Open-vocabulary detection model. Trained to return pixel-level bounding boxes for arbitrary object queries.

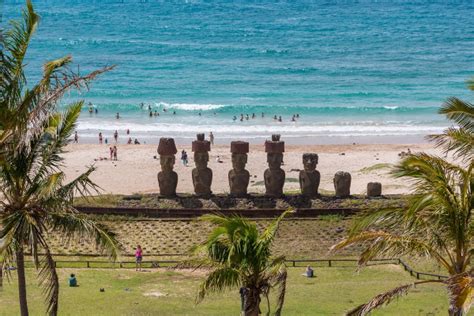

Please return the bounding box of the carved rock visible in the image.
[157,138,178,197]
[264,135,285,197]
[228,141,250,197]
[333,171,351,198]
[367,182,382,197]
[299,153,320,197]
[192,134,212,196]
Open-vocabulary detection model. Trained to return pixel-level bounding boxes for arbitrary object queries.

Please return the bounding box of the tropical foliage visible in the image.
[332,79,474,316]
[187,211,290,316]
[0,2,118,315]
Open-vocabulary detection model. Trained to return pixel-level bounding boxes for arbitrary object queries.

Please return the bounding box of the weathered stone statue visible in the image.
[228,141,250,197]
[157,138,178,197]
[333,171,351,198]
[192,134,212,196]
[299,153,320,197]
[264,134,285,197]
[367,182,382,197]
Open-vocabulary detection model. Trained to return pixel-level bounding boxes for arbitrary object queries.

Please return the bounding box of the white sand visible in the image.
[63,143,441,196]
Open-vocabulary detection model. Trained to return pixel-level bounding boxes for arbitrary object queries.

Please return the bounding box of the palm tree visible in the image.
[332,85,474,315]
[188,211,290,316]
[0,2,119,316]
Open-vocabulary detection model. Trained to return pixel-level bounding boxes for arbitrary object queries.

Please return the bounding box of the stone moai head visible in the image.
[302,153,318,172]
[157,138,177,172]
[333,171,351,197]
[192,134,211,169]
[265,134,285,169]
[231,141,249,172]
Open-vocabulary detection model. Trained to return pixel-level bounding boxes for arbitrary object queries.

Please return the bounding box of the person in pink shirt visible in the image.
[135,245,143,271]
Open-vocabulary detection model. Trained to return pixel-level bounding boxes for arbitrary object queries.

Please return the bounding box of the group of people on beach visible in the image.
[232,112,301,122]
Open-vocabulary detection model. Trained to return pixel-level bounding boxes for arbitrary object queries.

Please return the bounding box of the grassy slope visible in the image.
[0,266,450,316]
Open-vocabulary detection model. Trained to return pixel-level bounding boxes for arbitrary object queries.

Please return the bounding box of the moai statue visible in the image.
[264,134,285,197]
[333,171,351,198]
[157,138,178,197]
[192,133,212,196]
[228,141,250,197]
[299,153,320,197]
[367,182,382,197]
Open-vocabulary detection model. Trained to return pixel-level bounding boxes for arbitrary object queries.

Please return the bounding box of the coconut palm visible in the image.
[0,2,119,316]
[189,211,290,316]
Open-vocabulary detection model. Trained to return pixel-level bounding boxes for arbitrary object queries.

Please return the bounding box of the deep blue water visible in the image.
[2,1,474,143]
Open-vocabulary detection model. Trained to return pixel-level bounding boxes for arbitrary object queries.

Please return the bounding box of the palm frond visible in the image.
[439,97,474,131]
[428,127,474,161]
[37,245,59,315]
[197,267,240,303]
[347,280,443,316]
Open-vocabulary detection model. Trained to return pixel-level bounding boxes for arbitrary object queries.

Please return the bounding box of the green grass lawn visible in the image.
[0,265,454,316]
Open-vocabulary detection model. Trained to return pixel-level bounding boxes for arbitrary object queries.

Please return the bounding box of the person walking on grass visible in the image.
[135,245,143,271]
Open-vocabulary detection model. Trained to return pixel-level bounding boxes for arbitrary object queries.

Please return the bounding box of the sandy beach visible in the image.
[63,142,441,196]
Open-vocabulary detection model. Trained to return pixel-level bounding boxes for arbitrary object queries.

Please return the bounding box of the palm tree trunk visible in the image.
[16,247,29,316]
[244,288,261,316]
[448,307,464,316]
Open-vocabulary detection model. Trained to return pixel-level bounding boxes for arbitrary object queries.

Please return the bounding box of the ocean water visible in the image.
[2,1,474,144]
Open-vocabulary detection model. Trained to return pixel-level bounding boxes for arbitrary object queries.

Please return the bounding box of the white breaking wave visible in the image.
[77,121,444,137]
[154,102,226,111]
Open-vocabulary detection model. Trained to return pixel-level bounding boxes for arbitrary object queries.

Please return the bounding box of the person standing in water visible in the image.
[73,131,78,143]
[98,132,103,144]
[209,132,214,145]
[114,130,118,143]
[116,112,120,119]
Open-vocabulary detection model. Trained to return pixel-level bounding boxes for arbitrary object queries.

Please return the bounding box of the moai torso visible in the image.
[299,153,320,197]
[264,165,285,197]
[192,169,213,195]
[334,171,351,197]
[229,169,250,196]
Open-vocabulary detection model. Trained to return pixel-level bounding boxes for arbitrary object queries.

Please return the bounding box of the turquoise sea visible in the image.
[2,1,474,144]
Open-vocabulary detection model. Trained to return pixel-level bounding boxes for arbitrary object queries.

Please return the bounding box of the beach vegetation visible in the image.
[0,2,118,315]
[185,211,290,316]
